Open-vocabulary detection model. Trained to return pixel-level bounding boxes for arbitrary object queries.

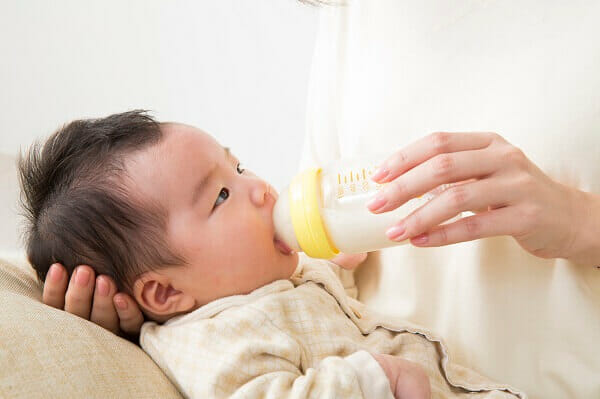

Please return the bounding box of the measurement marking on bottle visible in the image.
[336,167,384,198]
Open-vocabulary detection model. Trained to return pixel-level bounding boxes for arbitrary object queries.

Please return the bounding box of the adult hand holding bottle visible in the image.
[366,132,600,267]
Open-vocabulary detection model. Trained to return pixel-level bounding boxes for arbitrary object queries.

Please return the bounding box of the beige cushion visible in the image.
[0,257,182,398]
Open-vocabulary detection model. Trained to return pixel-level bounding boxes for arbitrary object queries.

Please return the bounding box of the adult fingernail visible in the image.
[97,276,109,296]
[371,167,390,182]
[386,224,406,240]
[48,264,61,283]
[75,268,90,286]
[366,193,387,212]
[115,296,128,310]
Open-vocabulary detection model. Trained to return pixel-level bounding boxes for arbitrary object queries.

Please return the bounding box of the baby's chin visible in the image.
[282,251,300,279]
[272,241,299,276]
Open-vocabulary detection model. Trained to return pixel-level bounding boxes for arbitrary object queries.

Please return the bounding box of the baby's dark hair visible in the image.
[18,110,186,295]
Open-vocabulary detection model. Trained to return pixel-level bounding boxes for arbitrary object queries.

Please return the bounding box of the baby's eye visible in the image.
[214,188,229,208]
[212,162,242,209]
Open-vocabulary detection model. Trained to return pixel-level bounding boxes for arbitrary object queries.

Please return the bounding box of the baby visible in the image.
[19,110,525,399]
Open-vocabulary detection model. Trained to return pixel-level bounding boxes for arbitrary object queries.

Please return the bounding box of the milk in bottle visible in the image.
[273,153,460,259]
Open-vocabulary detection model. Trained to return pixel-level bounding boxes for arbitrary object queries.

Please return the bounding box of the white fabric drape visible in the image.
[301,1,600,398]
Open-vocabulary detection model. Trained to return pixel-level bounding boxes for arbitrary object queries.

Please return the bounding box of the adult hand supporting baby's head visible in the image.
[42,262,144,339]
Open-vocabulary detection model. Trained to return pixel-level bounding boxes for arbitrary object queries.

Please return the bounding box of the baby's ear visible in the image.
[132,272,196,319]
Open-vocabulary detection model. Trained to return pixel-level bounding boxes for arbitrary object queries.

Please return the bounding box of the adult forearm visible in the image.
[565,188,600,267]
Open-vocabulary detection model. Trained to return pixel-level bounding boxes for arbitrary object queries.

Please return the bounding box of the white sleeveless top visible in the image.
[300,1,600,398]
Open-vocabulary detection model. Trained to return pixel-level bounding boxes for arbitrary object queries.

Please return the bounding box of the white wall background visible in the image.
[0,0,318,188]
[0,0,319,252]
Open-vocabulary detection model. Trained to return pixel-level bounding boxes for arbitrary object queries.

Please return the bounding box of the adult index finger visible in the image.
[372,132,500,184]
[113,293,145,336]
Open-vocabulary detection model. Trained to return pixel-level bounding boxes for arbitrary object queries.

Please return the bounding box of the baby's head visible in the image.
[19,110,298,322]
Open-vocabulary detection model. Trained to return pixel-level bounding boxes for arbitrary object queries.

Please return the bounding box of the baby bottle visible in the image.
[273,153,460,259]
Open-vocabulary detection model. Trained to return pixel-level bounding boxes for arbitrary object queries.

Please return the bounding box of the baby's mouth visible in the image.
[274,237,293,255]
[270,185,292,255]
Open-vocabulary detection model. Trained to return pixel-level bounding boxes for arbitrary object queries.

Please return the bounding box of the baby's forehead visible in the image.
[121,122,222,204]
[160,122,208,138]
[160,124,227,161]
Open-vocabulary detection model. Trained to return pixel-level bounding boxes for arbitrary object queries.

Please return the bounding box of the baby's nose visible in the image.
[250,179,272,207]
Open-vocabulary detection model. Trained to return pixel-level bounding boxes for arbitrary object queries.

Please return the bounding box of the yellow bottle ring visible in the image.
[288,168,339,259]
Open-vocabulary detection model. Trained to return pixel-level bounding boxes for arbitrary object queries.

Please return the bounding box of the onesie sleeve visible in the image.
[345,350,396,399]
[140,308,393,399]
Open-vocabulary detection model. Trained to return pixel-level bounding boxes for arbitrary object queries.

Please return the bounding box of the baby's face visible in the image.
[126,123,298,312]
